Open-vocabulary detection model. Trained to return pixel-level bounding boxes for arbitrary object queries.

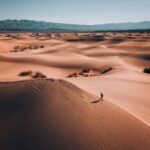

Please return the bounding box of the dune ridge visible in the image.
[0,32,150,149]
[0,79,150,150]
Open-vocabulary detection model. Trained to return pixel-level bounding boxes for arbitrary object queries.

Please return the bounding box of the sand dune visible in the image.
[0,32,150,149]
[0,79,150,150]
[67,76,150,125]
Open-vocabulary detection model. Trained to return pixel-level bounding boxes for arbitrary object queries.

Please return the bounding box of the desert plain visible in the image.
[0,32,150,150]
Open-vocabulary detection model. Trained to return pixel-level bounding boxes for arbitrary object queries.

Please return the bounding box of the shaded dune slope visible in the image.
[0,79,150,150]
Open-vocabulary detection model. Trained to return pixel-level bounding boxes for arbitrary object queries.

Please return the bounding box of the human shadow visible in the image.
[91,100,100,104]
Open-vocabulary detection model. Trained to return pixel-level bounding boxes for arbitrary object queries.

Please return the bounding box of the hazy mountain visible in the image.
[0,19,150,31]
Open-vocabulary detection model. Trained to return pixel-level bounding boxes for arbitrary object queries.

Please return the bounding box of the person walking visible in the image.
[100,92,104,101]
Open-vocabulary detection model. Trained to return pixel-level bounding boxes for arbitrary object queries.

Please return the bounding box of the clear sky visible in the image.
[0,0,150,24]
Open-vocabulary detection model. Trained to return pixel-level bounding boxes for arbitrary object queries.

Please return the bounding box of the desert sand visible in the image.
[0,32,150,150]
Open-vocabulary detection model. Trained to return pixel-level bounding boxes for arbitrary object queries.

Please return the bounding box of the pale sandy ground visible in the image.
[0,32,150,149]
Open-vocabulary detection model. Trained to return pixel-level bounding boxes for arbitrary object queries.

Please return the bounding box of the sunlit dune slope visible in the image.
[0,79,150,150]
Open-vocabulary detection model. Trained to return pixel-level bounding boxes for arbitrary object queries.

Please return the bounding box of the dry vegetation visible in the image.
[11,45,45,52]
[18,71,33,77]
[18,71,47,79]
[67,67,112,78]
[143,67,150,74]
[32,71,47,79]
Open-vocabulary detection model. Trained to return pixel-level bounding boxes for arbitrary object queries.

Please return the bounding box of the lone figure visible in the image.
[100,92,104,101]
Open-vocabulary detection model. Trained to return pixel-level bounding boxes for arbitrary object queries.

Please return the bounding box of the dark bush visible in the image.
[20,46,28,51]
[32,72,47,79]
[33,46,38,49]
[67,72,78,78]
[28,45,33,49]
[100,67,112,74]
[18,71,33,77]
[6,34,11,37]
[143,67,150,74]
[40,45,45,48]
[14,46,20,50]
[79,68,90,75]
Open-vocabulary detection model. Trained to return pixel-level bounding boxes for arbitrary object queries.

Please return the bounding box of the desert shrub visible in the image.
[67,67,112,78]
[67,72,78,78]
[101,67,112,74]
[32,72,47,79]
[33,46,38,49]
[20,46,28,51]
[28,45,33,49]
[6,34,11,37]
[14,46,20,50]
[13,45,43,52]
[67,74,72,78]
[18,71,47,79]
[143,67,150,74]
[40,45,45,48]
[18,71,33,77]
[82,68,90,73]
[79,68,90,75]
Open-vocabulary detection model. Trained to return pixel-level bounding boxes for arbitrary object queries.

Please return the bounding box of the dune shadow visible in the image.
[110,38,127,44]
[66,36,106,42]
[140,55,150,61]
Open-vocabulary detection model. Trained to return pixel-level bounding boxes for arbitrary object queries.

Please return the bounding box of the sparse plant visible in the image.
[143,67,150,74]
[33,46,38,49]
[14,46,20,50]
[20,46,28,51]
[67,67,112,78]
[18,71,33,77]
[28,45,33,49]
[82,68,90,73]
[32,72,47,79]
[79,68,90,75]
[18,71,47,79]
[67,72,78,78]
[6,34,11,37]
[40,45,45,48]
[100,67,112,74]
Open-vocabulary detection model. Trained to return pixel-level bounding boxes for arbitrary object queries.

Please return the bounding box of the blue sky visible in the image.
[0,0,150,24]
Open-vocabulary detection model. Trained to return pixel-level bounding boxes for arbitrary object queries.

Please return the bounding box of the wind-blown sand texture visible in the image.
[0,32,150,150]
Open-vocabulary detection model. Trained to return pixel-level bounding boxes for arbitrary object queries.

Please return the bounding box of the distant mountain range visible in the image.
[0,19,150,32]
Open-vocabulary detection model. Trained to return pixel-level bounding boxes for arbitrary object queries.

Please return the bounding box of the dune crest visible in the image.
[0,79,150,150]
[0,32,150,149]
